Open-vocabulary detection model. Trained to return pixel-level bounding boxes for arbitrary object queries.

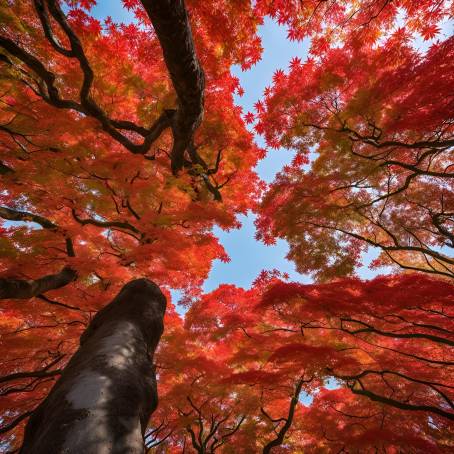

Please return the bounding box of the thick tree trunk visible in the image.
[20,278,166,454]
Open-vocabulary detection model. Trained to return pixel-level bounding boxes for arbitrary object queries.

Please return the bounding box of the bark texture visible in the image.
[141,0,205,174]
[20,278,166,454]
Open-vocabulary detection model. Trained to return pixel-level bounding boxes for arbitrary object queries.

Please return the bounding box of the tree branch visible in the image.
[141,0,205,174]
[348,382,454,421]
[0,205,57,230]
[340,317,454,346]
[71,208,140,235]
[0,410,34,435]
[0,266,77,300]
[0,356,64,384]
[0,206,75,257]
[262,376,310,454]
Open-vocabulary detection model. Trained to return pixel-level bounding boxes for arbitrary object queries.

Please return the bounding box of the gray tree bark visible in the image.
[20,278,166,454]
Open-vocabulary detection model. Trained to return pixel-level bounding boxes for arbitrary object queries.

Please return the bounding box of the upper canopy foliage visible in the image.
[0,0,452,452]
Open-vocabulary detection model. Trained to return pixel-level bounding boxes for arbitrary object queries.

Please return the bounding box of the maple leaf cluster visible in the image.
[255,24,454,281]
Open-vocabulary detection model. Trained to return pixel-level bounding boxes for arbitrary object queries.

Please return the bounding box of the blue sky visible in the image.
[204,19,311,292]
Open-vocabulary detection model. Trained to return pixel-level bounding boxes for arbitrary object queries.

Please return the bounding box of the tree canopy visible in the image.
[0,0,453,452]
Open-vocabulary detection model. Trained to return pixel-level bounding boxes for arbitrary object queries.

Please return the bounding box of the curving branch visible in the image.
[71,208,140,235]
[0,355,64,385]
[0,205,77,299]
[329,368,454,415]
[71,208,147,244]
[36,294,84,312]
[347,380,454,421]
[339,317,454,347]
[0,266,77,300]
[144,421,174,451]
[0,368,61,384]
[0,205,75,257]
[0,410,34,435]
[33,0,73,57]
[432,212,454,247]
[0,205,58,230]
[0,356,65,398]
[210,415,246,451]
[186,424,202,453]
[262,376,311,454]
[188,142,224,201]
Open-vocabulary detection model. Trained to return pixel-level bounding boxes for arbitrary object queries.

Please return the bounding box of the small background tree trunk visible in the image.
[20,278,166,454]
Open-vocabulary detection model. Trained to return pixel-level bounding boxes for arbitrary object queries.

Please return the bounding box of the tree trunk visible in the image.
[20,278,166,454]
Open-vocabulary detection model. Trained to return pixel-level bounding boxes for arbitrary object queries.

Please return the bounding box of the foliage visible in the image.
[149,273,454,452]
[254,4,454,280]
[0,0,452,452]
